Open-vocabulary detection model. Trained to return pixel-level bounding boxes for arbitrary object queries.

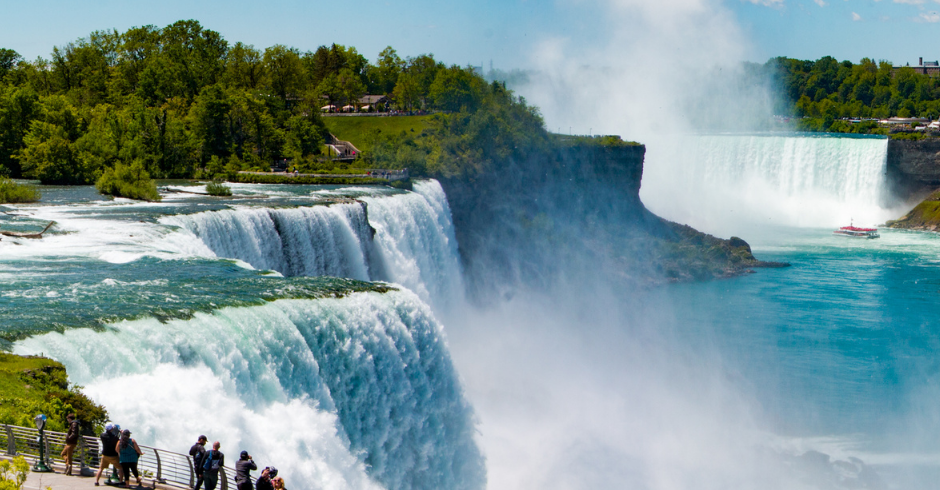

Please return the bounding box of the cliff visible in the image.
[884,140,940,229]
[436,138,785,299]
[886,139,940,197]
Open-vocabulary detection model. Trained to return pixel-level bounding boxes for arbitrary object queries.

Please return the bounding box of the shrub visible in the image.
[95,161,161,201]
[205,181,232,196]
[0,178,40,203]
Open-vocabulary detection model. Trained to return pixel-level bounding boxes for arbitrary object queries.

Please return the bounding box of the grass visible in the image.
[0,178,40,203]
[96,162,161,201]
[322,115,435,153]
[887,189,940,229]
[0,353,107,434]
[205,181,232,196]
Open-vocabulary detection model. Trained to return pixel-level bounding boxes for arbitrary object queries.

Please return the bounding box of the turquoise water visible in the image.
[663,228,940,451]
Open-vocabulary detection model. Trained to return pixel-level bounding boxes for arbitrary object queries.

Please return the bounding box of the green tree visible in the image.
[225,42,264,90]
[429,65,484,112]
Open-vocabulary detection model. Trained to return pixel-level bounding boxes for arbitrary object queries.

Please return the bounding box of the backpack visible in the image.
[204,450,221,472]
[193,448,205,469]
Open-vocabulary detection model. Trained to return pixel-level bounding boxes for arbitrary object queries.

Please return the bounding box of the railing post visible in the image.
[78,436,88,474]
[4,426,13,456]
[220,467,228,490]
[153,447,162,482]
[187,451,194,488]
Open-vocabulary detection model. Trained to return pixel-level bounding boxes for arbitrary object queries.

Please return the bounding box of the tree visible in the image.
[429,66,484,112]
[225,42,264,90]
[263,45,304,103]
[392,72,421,111]
[0,49,21,80]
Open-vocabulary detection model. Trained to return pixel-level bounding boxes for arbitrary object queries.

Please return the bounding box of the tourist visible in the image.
[116,429,143,486]
[255,466,277,490]
[61,413,79,476]
[272,476,285,490]
[95,422,122,486]
[202,441,224,490]
[189,435,208,490]
[234,451,257,490]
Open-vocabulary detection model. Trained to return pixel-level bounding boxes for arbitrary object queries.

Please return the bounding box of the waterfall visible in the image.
[161,203,376,280]
[640,134,898,235]
[13,291,484,490]
[161,180,463,310]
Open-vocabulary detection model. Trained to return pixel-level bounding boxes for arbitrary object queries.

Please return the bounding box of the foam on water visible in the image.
[13,291,483,490]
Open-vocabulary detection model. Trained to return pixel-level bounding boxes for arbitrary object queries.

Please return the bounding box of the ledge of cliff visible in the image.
[435,138,787,298]
[886,188,940,231]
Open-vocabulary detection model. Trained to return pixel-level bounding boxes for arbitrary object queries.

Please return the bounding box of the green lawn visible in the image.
[322,115,434,153]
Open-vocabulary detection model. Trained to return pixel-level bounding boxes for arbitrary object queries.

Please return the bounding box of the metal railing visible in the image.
[0,424,254,489]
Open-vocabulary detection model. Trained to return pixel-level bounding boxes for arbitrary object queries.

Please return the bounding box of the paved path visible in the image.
[19,460,173,490]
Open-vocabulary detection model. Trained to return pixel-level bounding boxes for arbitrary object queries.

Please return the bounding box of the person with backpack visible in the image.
[189,435,208,490]
[203,441,225,490]
[234,451,256,490]
[95,423,123,486]
[116,429,143,486]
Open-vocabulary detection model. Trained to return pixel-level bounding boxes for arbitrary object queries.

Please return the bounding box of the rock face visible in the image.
[436,140,784,299]
[886,139,940,197]
[886,189,940,231]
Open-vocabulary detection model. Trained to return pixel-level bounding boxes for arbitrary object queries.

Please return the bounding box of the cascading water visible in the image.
[13,292,483,490]
[161,203,377,280]
[2,181,481,490]
[161,180,463,310]
[640,133,900,235]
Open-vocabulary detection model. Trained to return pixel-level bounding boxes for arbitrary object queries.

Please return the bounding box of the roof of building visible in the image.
[359,95,388,104]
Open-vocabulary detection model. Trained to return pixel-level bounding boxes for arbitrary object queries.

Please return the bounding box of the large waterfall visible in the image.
[160,180,463,310]
[641,134,899,235]
[13,292,483,490]
[3,180,479,490]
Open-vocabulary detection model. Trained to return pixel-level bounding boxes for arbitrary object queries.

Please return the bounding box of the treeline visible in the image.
[0,20,539,185]
[765,56,940,132]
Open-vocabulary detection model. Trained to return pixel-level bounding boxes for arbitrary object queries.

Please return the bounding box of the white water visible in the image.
[5,181,477,490]
[161,180,463,310]
[641,134,902,236]
[14,291,482,490]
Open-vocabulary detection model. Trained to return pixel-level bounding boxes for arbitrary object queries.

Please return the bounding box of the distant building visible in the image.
[892,57,940,77]
[358,95,389,111]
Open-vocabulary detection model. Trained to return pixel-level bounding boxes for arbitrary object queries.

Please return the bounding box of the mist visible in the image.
[442,1,896,489]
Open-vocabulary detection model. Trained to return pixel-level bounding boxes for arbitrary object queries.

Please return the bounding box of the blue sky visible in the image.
[0,0,938,70]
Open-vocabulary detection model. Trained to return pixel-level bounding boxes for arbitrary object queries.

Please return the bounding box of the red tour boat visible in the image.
[833,221,880,239]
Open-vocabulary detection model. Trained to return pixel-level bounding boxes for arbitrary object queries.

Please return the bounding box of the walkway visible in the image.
[15,457,169,490]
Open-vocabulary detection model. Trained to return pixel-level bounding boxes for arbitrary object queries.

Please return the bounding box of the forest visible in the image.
[0,19,547,190]
[766,55,940,133]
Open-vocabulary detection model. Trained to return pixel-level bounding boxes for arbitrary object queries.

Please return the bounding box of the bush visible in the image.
[95,161,161,201]
[0,178,40,203]
[205,181,232,196]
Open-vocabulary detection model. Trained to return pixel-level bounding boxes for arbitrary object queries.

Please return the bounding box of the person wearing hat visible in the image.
[255,466,277,490]
[116,429,143,486]
[95,423,123,486]
[189,435,209,490]
[234,451,257,490]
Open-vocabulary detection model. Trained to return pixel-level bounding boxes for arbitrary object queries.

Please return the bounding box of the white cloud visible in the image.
[920,10,940,20]
[894,0,926,4]
[814,0,827,5]
[741,0,785,6]
[852,11,862,20]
